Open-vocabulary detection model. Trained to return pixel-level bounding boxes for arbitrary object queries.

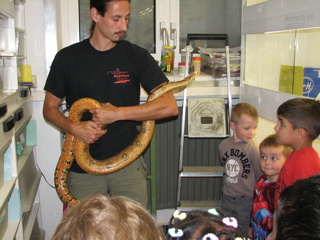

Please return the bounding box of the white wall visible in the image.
[25,0,47,91]
[25,1,63,239]
[225,0,242,47]
[32,97,63,240]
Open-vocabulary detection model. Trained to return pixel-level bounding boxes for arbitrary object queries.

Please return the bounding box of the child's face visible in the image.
[274,115,296,147]
[231,115,258,142]
[260,146,287,182]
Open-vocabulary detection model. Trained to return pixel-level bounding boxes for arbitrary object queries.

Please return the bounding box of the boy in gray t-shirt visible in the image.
[219,103,262,237]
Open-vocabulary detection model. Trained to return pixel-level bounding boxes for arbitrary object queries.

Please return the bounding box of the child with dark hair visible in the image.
[276,174,320,240]
[166,209,246,240]
[266,98,320,240]
[249,134,291,239]
[273,98,320,206]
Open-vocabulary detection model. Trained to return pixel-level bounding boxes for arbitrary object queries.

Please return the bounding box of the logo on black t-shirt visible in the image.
[107,68,130,84]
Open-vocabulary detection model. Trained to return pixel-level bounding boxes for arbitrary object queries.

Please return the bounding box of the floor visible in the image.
[155,208,175,225]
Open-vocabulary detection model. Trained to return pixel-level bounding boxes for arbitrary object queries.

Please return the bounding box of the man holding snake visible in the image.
[43,0,178,208]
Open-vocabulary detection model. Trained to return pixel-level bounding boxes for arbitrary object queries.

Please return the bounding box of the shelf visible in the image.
[0,184,20,240]
[0,0,15,18]
[0,3,42,239]
[18,151,41,213]
[0,178,16,212]
[0,131,12,150]
[15,27,25,33]
[14,114,32,138]
[180,166,224,177]
[17,55,26,59]
[0,52,15,57]
[177,200,221,211]
[0,91,30,124]
[1,220,20,240]
[17,145,34,174]
[0,138,12,186]
[20,171,40,213]
[23,202,40,240]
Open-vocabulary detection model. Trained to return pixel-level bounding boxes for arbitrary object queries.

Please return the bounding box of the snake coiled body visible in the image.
[55,75,195,206]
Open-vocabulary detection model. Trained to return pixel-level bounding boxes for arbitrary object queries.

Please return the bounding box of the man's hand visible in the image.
[70,121,107,144]
[90,102,120,125]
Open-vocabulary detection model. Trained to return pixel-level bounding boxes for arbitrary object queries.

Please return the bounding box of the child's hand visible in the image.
[248,227,253,238]
[266,230,276,240]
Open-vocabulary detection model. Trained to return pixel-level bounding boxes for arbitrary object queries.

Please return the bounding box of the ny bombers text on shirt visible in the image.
[219,138,261,198]
[221,148,251,182]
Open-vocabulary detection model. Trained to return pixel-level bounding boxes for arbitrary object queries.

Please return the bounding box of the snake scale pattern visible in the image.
[55,74,195,206]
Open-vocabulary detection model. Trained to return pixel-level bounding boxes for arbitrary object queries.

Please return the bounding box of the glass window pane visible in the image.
[295,28,320,98]
[179,0,241,50]
[244,27,320,98]
[295,28,320,68]
[244,31,296,92]
[78,0,155,53]
[79,0,91,42]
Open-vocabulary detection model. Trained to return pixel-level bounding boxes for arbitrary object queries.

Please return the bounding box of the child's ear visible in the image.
[296,127,307,139]
[230,121,236,130]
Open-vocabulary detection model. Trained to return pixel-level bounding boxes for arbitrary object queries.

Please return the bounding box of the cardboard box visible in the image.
[300,67,320,98]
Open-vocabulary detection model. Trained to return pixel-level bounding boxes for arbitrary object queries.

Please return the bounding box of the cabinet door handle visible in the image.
[3,115,15,132]
[14,108,24,121]
[0,103,7,118]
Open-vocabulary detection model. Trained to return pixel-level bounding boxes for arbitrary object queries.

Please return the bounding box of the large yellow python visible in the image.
[55,74,195,206]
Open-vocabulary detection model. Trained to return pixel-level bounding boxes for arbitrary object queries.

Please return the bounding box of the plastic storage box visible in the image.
[18,153,41,213]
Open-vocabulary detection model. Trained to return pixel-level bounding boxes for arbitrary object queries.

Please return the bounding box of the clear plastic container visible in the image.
[178,62,191,76]
[161,46,174,72]
[192,57,202,75]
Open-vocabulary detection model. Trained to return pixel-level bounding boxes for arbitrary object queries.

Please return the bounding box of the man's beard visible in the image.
[112,39,123,43]
[112,31,127,43]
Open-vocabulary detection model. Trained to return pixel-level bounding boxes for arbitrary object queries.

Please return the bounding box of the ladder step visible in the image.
[177,200,221,211]
[180,166,224,177]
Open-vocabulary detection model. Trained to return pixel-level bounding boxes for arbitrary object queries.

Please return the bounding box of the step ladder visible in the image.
[176,34,233,211]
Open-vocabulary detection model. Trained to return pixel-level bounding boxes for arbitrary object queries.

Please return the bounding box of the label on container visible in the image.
[193,57,202,75]
[161,46,174,72]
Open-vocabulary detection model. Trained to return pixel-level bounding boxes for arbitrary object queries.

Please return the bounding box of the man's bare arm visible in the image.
[91,91,178,125]
[43,92,106,144]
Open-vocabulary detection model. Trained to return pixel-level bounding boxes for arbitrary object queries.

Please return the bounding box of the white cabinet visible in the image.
[0,92,44,240]
[0,1,44,239]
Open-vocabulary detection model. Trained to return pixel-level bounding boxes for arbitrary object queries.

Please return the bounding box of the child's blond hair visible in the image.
[231,103,258,124]
[259,134,292,157]
[51,195,164,240]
